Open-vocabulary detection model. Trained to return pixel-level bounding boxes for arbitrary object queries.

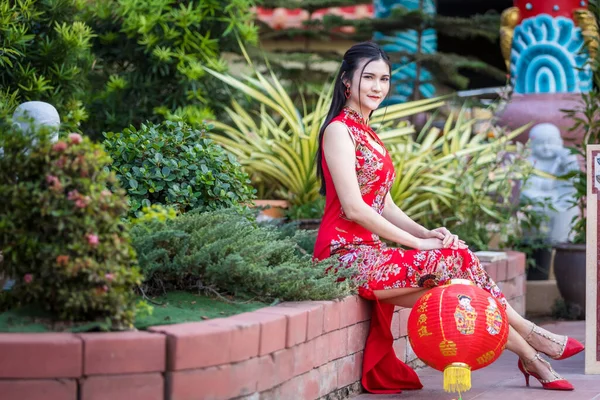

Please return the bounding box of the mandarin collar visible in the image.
[343,106,368,126]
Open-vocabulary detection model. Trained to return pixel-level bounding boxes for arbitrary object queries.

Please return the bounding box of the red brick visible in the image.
[393,337,407,362]
[507,251,526,279]
[322,300,342,332]
[328,328,349,361]
[496,259,508,282]
[340,296,364,327]
[515,274,526,297]
[0,379,76,400]
[511,295,526,316]
[498,277,518,300]
[80,331,165,375]
[149,322,231,370]
[277,370,320,400]
[168,357,259,400]
[208,317,260,363]
[347,321,370,354]
[313,332,331,367]
[281,301,324,340]
[228,311,286,356]
[357,297,372,322]
[257,347,295,392]
[336,352,362,387]
[317,361,339,397]
[292,339,316,376]
[80,373,163,400]
[0,333,81,378]
[256,306,308,347]
[391,310,400,339]
[483,261,498,282]
[399,307,411,337]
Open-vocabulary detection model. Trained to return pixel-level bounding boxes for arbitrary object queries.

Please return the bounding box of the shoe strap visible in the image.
[525,324,567,359]
[521,352,564,383]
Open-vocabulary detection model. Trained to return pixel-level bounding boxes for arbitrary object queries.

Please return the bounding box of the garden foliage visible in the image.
[81,0,258,136]
[0,0,94,130]
[0,120,141,327]
[130,208,351,301]
[103,120,255,216]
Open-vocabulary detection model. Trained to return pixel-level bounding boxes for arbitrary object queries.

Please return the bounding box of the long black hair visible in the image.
[316,41,391,196]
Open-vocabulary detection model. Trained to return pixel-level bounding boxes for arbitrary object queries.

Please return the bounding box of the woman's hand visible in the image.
[416,238,445,251]
[426,227,469,250]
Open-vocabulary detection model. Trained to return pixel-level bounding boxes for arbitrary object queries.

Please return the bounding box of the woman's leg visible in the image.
[505,303,567,357]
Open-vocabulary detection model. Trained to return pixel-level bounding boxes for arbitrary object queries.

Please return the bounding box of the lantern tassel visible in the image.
[443,363,471,393]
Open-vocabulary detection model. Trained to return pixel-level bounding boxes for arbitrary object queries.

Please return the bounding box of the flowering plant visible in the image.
[0,121,142,327]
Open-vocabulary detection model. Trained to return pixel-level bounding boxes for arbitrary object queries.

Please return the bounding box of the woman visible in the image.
[313,41,583,394]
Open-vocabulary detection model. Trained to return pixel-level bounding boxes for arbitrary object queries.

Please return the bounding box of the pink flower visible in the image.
[67,190,80,201]
[24,274,33,284]
[105,273,114,281]
[86,233,99,247]
[102,285,109,293]
[54,157,67,169]
[68,133,83,144]
[52,141,68,152]
[74,196,91,209]
[101,189,112,197]
[46,175,59,185]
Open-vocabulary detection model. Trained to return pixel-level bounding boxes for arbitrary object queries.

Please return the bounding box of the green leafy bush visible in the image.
[81,0,257,136]
[0,0,94,130]
[103,120,255,216]
[0,120,142,327]
[130,209,351,301]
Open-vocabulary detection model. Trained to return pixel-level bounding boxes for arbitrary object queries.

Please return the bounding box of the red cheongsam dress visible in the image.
[314,107,507,394]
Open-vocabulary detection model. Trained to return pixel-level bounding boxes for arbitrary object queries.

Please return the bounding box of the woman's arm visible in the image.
[323,122,443,251]
[381,193,431,238]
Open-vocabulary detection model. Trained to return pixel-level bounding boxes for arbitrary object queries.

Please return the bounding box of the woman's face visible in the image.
[347,58,390,112]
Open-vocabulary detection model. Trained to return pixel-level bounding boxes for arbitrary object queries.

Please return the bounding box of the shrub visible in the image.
[0,120,142,327]
[81,0,258,137]
[103,120,256,216]
[0,0,94,130]
[130,208,351,301]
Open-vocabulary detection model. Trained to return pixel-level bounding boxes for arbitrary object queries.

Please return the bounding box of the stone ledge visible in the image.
[0,252,526,400]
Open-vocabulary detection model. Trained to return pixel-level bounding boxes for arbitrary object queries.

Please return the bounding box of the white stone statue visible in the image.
[0,101,60,158]
[520,123,579,244]
[12,101,60,138]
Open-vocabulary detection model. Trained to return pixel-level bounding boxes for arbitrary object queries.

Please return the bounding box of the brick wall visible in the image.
[0,251,525,400]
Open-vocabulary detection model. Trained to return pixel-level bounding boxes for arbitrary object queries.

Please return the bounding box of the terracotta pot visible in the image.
[553,243,586,318]
[253,200,289,219]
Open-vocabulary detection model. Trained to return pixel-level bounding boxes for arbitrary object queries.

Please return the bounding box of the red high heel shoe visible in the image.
[518,353,574,391]
[525,324,585,360]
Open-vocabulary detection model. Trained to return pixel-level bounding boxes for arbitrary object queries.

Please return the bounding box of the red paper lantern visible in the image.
[407,279,509,396]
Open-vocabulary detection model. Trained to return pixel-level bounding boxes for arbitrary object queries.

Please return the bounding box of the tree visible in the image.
[81,0,258,137]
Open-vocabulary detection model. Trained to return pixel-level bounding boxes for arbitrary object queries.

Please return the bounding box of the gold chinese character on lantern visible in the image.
[476,351,495,365]
[418,325,432,338]
[439,339,457,357]
[418,314,427,325]
[417,303,428,313]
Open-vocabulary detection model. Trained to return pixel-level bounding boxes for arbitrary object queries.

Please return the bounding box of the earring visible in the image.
[345,84,351,99]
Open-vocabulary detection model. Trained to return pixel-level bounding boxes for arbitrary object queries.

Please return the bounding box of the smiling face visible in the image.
[344,58,390,117]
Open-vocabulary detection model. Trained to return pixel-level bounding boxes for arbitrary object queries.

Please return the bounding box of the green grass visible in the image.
[0,291,266,332]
